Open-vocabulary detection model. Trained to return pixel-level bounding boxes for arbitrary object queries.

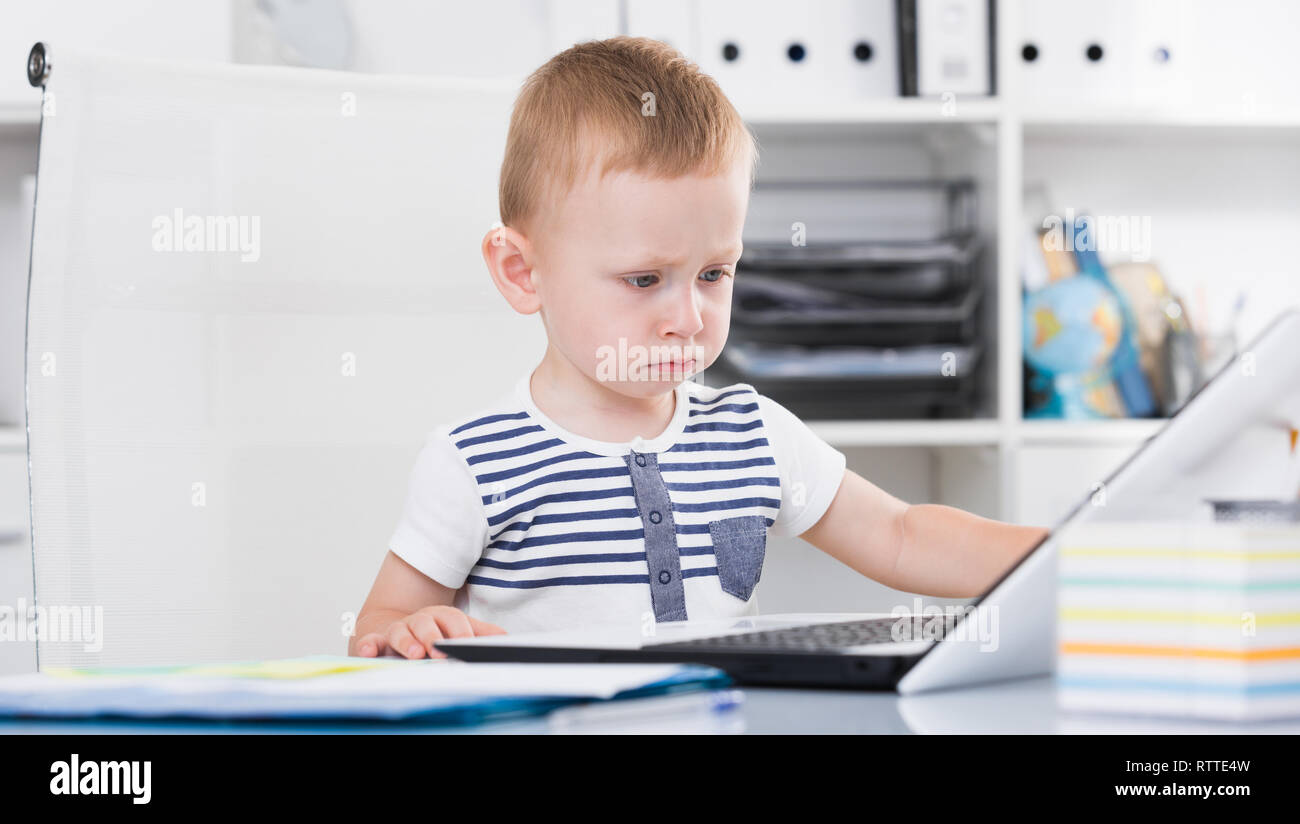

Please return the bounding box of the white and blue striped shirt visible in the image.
[388,372,846,633]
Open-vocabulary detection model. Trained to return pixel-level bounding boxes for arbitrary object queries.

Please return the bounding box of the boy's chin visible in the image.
[598,373,691,397]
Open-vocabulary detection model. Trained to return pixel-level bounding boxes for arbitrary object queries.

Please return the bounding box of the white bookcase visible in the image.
[710,0,1300,548]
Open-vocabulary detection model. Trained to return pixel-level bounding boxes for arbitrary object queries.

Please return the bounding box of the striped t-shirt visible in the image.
[388,371,847,633]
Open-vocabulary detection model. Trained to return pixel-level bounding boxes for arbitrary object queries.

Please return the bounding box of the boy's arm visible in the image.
[357,426,500,657]
[798,469,1049,598]
[347,550,459,657]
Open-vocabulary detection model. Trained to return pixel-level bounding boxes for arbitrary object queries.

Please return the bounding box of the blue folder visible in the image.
[0,658,733,726]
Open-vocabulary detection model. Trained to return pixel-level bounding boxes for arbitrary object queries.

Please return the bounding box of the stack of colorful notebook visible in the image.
[1056,521,1300,721]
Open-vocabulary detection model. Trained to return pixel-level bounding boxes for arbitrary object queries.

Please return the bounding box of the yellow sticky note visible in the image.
[46,655,406,680]
[182,656,404,679]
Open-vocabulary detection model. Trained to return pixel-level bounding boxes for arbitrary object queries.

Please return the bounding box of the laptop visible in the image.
[437,309,1300,694]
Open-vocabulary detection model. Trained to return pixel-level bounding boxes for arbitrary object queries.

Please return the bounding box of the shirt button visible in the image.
[658,570,671,584]
[635,454,646,467]
[648,510,662,524]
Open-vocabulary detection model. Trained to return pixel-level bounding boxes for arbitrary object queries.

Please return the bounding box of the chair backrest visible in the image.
[25,45,543,667]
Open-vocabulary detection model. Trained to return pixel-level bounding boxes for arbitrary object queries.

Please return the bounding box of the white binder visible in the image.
[1018,0,1300,114]
[916,0,992,97]
[628,0,898,114]
[625,0,700,61]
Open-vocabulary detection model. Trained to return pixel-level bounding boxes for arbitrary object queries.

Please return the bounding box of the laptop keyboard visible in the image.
[642,616,954,653]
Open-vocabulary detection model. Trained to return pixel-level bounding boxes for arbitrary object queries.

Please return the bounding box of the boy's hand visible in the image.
[354,606,507,659]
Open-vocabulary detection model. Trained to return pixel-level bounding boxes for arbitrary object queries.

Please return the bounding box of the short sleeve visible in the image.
[387,425,488,589]
[757,394,848,538]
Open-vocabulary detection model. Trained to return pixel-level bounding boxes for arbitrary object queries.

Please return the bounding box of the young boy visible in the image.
[350,36,1047,660]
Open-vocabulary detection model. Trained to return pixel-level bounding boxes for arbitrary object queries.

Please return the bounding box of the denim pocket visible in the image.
[708,514,768,601]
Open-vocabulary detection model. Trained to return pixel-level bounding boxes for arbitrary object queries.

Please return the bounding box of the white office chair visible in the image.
[23,43,542,667]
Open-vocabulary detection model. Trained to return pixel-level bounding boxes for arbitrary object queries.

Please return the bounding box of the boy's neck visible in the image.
[530,348,679,445]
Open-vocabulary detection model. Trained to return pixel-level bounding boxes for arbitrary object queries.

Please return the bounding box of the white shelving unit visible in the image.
[717,0,1300,529]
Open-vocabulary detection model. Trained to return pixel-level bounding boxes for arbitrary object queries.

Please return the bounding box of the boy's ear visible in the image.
[481,222,541,315]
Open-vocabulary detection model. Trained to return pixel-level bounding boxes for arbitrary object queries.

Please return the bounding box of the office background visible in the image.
[0,0,1297,673]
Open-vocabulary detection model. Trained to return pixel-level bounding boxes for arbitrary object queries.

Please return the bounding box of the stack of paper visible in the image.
[0,656,730,724]
[1056,522,1300,721]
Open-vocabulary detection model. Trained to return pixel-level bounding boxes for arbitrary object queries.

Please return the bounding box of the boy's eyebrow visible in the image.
[612,245,743,271]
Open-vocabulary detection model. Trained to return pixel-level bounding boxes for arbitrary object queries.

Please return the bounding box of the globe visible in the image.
[1023,275,1123,376]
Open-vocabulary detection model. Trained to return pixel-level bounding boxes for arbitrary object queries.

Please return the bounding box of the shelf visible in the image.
[807,419,1002,448]
[1014,419,1165,445]
[1023,105,1300,128]
[0,418,1162,449]
[741,97,1001,126]
[804,418,1166,448]
[1022,107,1300,143]
[727,100,1300,132]
[0,425,25,452]
[0,105,39,128]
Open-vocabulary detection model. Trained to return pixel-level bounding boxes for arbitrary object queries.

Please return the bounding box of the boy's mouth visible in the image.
[649,358,694,374]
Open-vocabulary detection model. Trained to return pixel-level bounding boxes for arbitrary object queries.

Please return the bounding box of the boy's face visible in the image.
[517,153,750,399]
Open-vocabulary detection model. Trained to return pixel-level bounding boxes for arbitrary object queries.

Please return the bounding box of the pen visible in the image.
[547,689,745,731]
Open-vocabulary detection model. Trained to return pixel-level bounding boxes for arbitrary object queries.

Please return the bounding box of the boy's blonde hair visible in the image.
[499,36,759,237]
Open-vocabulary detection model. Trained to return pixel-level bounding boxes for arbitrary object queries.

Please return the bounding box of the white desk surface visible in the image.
[1,675,1298,734]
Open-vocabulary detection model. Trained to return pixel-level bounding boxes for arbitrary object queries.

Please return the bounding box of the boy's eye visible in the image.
[623,273,659,288]
[621,269,732,289]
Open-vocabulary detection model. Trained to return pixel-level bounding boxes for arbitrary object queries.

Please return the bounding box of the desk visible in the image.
[1,675,1298,733]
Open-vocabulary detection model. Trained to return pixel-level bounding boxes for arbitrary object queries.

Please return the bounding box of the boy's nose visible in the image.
[657,285,705,339]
